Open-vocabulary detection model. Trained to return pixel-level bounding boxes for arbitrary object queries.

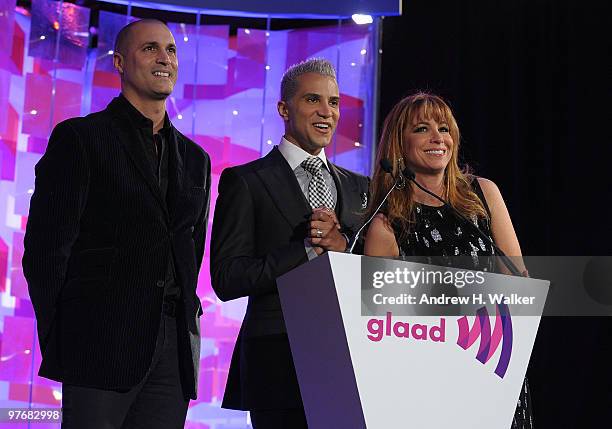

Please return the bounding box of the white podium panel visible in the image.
[277,252,549,429]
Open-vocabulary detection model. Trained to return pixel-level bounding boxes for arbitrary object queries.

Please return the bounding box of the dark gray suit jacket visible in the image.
[210,146,369,410]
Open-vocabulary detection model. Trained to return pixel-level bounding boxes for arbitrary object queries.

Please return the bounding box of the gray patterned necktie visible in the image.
[301,156,335,210]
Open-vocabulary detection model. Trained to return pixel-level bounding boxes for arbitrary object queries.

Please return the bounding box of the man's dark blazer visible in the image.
[22,96,211,398]
[210,146,369,410]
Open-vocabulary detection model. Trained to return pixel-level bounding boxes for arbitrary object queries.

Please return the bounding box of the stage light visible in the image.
[360,49,367,55]
[351,14,373,25]
[177,114,183,119]
[184,36,188,42]
[265,65,270,70]
[232,110,238,116]
[39,35,46,40]
[52,389,62,401]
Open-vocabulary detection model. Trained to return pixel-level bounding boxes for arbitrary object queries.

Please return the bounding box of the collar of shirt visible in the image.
[278,136,330,172]
[117,93,172,135]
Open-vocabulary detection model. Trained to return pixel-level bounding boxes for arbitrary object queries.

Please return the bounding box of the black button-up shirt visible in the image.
[117,94,180,302]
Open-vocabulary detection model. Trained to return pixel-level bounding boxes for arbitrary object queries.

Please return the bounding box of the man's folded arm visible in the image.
[22,121,90,351]
[210,168,307,302]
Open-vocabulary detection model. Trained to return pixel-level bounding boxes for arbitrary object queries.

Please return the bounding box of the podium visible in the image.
[277,252,549,429]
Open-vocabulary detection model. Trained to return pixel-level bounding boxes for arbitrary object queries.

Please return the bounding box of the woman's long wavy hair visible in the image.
[365,92,488,241]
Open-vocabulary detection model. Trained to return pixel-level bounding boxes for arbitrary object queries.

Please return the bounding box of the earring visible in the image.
[395,158,406,189]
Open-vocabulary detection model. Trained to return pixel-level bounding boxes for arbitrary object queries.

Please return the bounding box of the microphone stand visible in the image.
[346,161,403,254]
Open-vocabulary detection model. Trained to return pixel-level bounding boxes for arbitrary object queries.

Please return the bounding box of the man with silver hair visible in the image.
[211,58,369,428]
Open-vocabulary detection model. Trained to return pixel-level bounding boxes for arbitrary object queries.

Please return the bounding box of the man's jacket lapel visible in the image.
[257,147,311,230]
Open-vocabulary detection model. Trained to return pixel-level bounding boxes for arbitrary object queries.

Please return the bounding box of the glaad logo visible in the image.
[456,303,513,379]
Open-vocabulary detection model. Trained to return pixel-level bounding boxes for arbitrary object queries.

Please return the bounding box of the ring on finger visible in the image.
[316,228,323,238]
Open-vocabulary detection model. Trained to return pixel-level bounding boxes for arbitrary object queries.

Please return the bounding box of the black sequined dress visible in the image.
[391,181,534,429]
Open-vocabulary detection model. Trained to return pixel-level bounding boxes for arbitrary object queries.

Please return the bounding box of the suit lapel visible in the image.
[257,147,311,229]
[108,103,169,220]
[329,162,358,226]
[166,127,184,221]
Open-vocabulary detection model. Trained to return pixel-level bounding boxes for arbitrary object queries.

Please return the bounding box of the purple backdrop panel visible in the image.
[96,11,136,73]
[192,99,229,141]
[0,138,16,181]
[219,29,267,153]
[0,14,25,75]
[22,72,52,137]
[0,69,17,173]
[166,98,195,137]
[51,78,83,127]
[27,136,48,154]
[167,22,197,93]
[10,231,23,271]
[0,33,13,134]
[233,29,266,91]
[23,73,83,137]
[91,71,121,113]
[335,95,364,153]
[29,0,90,69]
[196,25,229,85]
[10,269,28,301]
[14,152,39,216]
[0,0,16,56]
[260,30,287,157]
[285,26,339,70]
[0,316,35,383]
[0,237,7,292]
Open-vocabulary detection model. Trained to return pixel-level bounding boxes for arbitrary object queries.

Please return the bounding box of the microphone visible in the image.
[346,159,401,254]
[402,167,524,277]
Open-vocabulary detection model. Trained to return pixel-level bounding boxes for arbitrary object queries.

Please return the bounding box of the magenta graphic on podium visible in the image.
[457,304,513,379]
[277,253,548,429]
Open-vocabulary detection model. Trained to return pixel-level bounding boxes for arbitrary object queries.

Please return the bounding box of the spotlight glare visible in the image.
[232,110,239,116]
[244,29,251,34]
[40,35,46,40]
[183,36,188,42]
[351,14,373,25]
[360,49,367,55]
[108,50,114,55]
[30,109,37,115]
[177,114,183,120]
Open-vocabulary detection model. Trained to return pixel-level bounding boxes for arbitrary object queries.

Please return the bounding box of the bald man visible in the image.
[23,20,211,428]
